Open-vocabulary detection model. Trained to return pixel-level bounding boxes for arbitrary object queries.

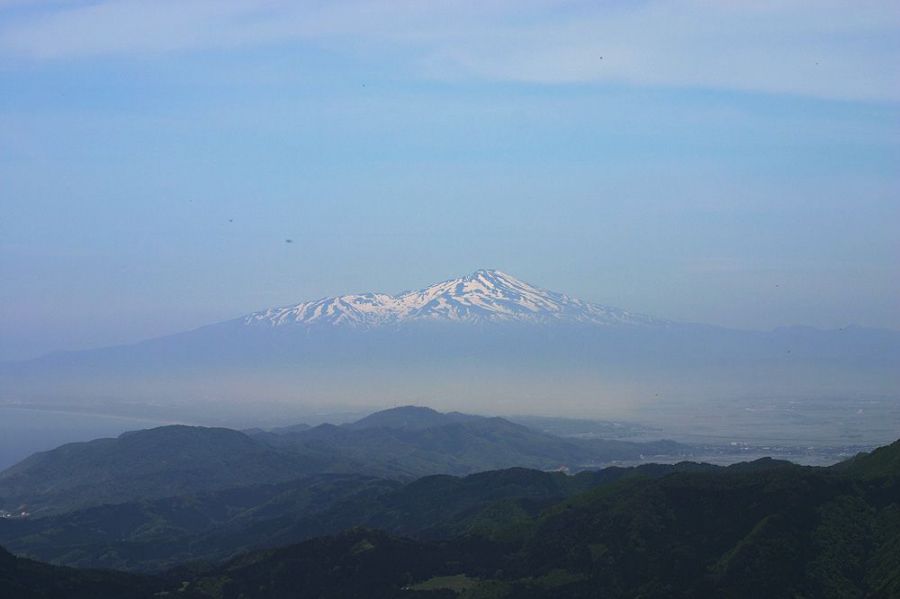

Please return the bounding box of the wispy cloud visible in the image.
[1,0,898,101]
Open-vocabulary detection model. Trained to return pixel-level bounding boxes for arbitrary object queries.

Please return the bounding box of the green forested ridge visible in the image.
[250,407,684,478]
[0,426,350,516]
[0,545,174,598]
[840,439,900,480]
[2,438,899,598]
[178,445,899,599]
[3,464,696,571]
[0,473,399,571]
[0,407,685,517]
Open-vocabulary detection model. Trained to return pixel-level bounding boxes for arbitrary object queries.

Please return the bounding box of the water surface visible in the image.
[0,407,172,471]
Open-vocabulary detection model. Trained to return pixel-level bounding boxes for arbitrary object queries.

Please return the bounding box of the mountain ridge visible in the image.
[243,269,665,329]
[2,270,898,418]
[3,438,897,596]
[0,407,688,516]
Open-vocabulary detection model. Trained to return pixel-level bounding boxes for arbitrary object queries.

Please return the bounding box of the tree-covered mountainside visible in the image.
[0,407,686,516]
[0,545,174,599]
[0,473,398,571]
[0,425,350,516]
[2,438,897,598]
[0,463,710,571]
[174,440,900,599]
[840,438,900,480]
[253,409,683,479]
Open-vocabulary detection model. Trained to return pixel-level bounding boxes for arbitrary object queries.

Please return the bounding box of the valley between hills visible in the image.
[1,405,899,598]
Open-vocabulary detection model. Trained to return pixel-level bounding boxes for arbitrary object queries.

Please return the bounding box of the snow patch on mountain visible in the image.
[244,269,666,329]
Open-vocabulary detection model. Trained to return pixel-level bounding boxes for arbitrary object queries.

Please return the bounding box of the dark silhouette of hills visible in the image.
[162,439,900,598]
[0,407,685,516]
[343,405,481,430]
[2,437,898,598]
[838,438,900,480]
[0,425,344,516]
[0,545,170,598]
[0,461,704,572]
[0,473,399,571]
[252,406,684,478]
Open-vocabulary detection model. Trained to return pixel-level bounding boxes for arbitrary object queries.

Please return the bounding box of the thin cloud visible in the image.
[1,0,898,101]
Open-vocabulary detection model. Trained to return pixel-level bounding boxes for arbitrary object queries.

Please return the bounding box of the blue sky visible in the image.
[1,0,899,360]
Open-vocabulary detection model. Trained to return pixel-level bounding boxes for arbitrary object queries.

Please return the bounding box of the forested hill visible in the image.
[2,439,899,598]
[175,441,900,598]
[0,407,685,516]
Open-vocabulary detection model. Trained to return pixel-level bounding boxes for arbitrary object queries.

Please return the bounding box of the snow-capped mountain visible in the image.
[244,269,665,329]
[3,269,899,420]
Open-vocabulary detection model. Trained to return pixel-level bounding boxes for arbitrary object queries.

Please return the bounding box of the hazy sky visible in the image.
[1,0,899,361]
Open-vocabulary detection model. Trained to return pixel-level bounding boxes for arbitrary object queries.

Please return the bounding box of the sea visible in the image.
[0,407,172,471]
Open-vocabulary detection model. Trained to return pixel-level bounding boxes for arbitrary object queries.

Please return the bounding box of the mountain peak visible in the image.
[344,406,466,431]
[245,270,664,329]
[463,268,506,280]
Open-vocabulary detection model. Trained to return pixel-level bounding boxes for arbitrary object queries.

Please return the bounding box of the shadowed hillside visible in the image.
[0,426,350,516]
[0,407,686,516]
[1,440,898,597]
